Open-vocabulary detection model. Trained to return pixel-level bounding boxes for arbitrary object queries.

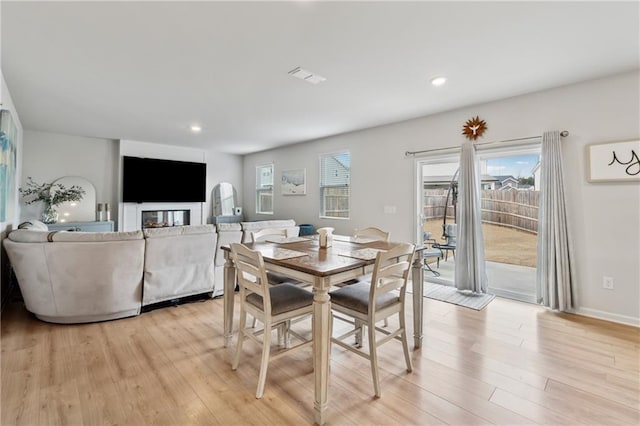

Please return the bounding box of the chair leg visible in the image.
[282,320,292,348]
[368,323,381,398]
[354,319,363,348]
[399,312,413,373]
[256,320,272,399]
[232,309,247,371]
[277,323,284,347]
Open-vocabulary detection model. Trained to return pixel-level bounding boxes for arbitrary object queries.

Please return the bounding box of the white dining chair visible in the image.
[230,243,313,398]
[353,226,390,242]
[329,242,415,398]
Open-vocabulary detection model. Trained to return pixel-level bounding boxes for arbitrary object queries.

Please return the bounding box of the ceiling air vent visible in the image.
[288,67,326,85]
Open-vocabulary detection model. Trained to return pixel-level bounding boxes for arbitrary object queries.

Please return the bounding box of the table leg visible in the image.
[411,255,424,349]
[223,251,236,348]
[313,278,331,425]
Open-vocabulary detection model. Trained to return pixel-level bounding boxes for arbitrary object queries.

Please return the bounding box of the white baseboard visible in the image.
[572,307,640,327]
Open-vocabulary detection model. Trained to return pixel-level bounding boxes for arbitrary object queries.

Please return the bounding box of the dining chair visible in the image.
[350,226,391,327]
[353,226,390,242]
[329,242,415,398]
[230,243,314,399]
[422,231,443,277]
[249,227,305,329]
[250,228,302,284]
[250,227,288,243]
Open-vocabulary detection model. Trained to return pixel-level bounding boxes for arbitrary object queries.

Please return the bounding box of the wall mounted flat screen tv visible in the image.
[122,156,206,203]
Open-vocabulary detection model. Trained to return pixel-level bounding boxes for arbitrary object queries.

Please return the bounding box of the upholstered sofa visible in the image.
[4,224,145,324]
[4,219,301,324]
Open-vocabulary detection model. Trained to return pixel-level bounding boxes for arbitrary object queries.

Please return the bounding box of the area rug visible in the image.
[422,282,495,310]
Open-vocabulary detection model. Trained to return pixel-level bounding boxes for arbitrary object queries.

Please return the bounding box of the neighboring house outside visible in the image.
[493,175,519,190]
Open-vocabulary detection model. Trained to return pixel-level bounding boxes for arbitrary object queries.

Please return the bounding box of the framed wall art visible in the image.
[587,140,640,182]
[1,109,18,222]
[281,169,306,195]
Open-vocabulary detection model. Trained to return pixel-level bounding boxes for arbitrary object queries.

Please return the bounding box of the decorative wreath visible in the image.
[462,116,487,140]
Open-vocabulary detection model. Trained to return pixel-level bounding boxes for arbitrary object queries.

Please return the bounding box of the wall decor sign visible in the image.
[587,140,640,182]
[281,169,306,195]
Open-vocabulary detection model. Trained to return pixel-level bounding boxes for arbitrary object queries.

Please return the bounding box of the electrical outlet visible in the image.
[603,276,614,290]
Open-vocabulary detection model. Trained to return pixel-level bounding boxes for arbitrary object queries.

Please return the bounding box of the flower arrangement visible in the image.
[19,177,86,223]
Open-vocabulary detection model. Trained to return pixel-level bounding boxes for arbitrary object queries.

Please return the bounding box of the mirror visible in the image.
[50,176,97,222]
[213,182,237,217]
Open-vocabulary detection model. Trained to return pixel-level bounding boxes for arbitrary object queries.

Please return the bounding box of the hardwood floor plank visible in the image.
[2,294,639,425]
[489,388,576,424]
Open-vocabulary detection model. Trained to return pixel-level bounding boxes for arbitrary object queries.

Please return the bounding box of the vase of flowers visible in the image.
[19,177,86,224]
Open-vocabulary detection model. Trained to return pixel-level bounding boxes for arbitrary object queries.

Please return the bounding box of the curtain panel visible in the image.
[454,140,488,293]
[536,130,575,311]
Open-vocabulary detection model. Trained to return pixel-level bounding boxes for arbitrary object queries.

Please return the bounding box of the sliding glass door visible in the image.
[415,141,541,303]
[477,147,540,303]
[417,155,459,286]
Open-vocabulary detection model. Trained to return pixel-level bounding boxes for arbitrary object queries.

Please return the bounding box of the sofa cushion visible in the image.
[216,222,242,232]
[143,224,215,238]
[142,225,217,305]
[52,230,143,242]
[9,229,144,243]
[8,229,51,243]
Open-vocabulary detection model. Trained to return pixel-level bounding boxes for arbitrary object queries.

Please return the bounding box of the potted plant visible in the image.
[19,177,86,224]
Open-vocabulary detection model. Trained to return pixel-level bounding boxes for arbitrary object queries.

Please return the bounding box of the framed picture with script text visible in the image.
[587,140,640,182]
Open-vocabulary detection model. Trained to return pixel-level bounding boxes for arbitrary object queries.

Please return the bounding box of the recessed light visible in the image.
[190,124,202,133]
[430,76,447,86]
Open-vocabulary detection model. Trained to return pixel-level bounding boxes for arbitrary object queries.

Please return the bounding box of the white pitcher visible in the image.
[317,227,334,248]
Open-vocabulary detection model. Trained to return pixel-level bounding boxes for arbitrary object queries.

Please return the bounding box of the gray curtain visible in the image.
[536,131,574,311]
[454,140,488,293]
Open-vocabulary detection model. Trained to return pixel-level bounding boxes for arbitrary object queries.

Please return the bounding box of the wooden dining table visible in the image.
[221,235,426,425]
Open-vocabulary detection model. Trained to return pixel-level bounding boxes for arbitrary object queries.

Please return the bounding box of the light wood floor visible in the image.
[2,294,639,425]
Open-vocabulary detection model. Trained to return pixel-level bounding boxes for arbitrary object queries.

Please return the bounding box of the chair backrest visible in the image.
[353,227,390,242]
[230,243,272,315]
[368,242,415,309]
[443,223,457,246]
[250,227,288,243]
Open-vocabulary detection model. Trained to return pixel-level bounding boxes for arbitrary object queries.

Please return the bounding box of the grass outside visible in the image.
[423,219,537,268]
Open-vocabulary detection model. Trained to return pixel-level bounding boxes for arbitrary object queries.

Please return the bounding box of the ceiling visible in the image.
[2,1,638,155]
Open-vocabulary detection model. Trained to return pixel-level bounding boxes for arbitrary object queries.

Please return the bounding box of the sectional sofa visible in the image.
[3,219,300,324]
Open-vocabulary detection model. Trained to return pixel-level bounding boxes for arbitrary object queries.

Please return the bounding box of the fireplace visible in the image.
[142,209,190,229]
[120,202,204,232]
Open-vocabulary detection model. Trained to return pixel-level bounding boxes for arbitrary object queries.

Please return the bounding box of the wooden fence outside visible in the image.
[423,189,539,234]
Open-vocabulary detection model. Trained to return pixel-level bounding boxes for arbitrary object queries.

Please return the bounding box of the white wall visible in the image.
[242,70,640,326]
[19,133,244,227]
[20,130,119,222]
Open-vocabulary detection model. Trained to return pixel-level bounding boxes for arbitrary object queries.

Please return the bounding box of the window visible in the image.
[256,164,274,214]
[320,151,350,218]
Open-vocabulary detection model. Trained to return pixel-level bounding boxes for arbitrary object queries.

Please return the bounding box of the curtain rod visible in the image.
[404,130,569,157]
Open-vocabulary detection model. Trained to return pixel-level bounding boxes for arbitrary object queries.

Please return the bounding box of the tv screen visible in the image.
[122,156,206,203]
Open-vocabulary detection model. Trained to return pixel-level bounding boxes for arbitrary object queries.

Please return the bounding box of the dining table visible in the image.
[221,235,426,425]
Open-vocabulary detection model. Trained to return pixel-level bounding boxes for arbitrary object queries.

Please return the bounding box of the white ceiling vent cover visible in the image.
[288,67,326,85]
